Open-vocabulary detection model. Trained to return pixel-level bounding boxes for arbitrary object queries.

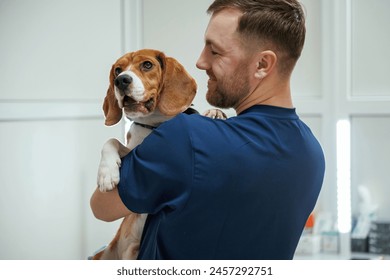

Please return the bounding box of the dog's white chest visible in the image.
[126,123,154,150]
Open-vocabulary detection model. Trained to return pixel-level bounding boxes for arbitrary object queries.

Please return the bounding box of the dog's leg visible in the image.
[92,213,147,260]
[203,108,227,119]
[97,138,131,192]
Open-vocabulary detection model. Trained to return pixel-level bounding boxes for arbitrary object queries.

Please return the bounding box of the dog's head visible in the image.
[103,49,197,126]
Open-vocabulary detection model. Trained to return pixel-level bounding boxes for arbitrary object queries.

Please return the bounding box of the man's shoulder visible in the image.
[160,112,216,132]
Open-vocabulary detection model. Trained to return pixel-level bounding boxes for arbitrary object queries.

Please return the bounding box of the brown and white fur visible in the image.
[93,49,226,260]
[93,49,197,259]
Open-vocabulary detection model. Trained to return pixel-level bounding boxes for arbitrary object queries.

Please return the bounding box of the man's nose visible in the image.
[196,48,208,70]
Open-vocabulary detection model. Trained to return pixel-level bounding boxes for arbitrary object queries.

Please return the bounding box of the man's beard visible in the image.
[206,65,251,109]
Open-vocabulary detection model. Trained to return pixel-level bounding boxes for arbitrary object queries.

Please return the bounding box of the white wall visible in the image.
[0,120,122,259]
[0,0,126,259]
[349,0,390,220]
[142,0,217,115]
[0,0,122,101]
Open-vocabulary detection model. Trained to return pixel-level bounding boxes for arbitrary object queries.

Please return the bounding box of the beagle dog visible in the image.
[93,49,226,260]
[92,49,198,260]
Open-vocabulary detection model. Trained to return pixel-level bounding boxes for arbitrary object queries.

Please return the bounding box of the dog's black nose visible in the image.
[115,75,133,91]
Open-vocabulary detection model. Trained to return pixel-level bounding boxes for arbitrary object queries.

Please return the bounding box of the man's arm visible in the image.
[90,187,132,222]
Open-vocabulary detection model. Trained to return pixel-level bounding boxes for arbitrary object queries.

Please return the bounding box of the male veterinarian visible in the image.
[91,0,325,259]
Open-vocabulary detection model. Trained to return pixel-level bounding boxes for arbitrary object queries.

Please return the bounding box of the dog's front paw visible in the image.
[203,108,227,120]
[97,156,121,192]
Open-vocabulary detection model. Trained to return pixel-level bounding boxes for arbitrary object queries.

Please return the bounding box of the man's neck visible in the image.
[235,80,293,114]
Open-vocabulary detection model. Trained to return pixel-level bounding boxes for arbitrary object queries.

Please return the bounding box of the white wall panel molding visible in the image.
[327,0,390,256]
[0,0,127,259]
[294,99,327,115]
[342,100,390,116]
[351,116,390,221]
[0,101,103,122]
[0,0,144,122]
[0,0,123,101]
[350,0,390,98]
[292,0,323,99]
[121,0,144,52]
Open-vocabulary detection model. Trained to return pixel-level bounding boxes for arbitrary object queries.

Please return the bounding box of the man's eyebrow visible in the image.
[205,38,223,50]
[205,38,213,46]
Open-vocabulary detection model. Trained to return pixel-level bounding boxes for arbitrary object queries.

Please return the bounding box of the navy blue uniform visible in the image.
[118,105,325,259]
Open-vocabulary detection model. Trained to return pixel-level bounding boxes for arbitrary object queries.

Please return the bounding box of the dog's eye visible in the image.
[141,61,153,71]
[114,67,122,76]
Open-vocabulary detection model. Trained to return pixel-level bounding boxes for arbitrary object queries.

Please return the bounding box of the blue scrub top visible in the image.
[118,105,325,259]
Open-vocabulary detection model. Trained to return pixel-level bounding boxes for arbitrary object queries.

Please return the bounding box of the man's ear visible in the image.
[254,50,277,80]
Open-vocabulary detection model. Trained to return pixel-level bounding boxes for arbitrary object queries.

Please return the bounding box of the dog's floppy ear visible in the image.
[157,53,197,116]
[102,64,123,126]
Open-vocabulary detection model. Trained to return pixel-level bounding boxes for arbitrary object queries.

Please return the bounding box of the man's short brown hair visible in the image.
[207,0,306,76]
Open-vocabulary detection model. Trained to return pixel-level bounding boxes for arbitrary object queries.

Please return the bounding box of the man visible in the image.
[91,0,325,259]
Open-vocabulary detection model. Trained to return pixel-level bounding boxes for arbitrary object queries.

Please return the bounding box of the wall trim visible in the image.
[0,101,103,122]
[121,0,144,53]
